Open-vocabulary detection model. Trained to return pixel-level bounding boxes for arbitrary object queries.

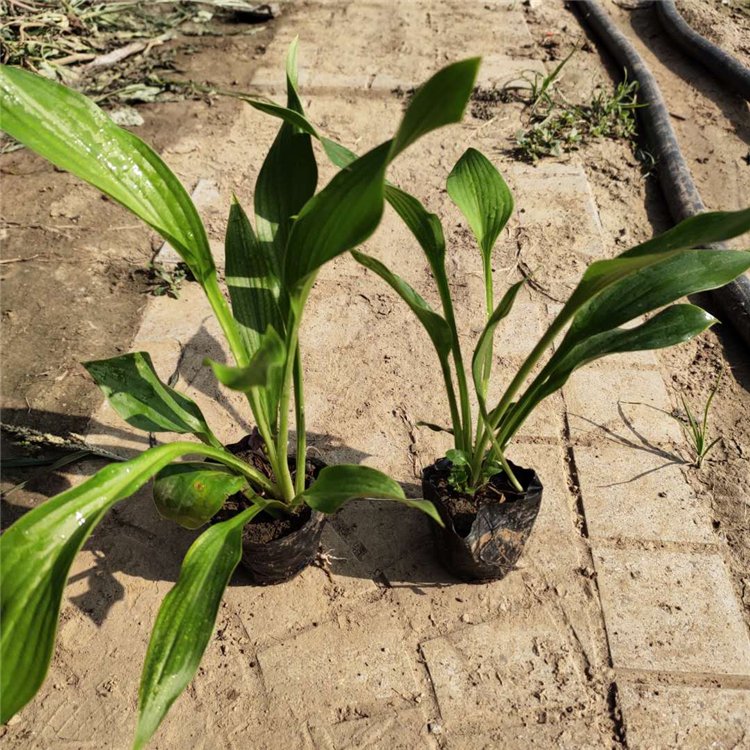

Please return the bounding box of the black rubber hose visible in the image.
[655,0,750,101]
[572,0,750,348]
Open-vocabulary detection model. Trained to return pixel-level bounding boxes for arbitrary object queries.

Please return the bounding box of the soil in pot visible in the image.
[422,458,543,583]
[212,433,327,586]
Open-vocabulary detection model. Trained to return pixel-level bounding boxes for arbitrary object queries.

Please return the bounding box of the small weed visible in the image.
[490,48,642,162]
[144,261,192,298]
[515,76,641,162]
[674,369,723,469]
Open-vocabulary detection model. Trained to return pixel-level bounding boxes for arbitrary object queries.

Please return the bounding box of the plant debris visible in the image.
[0,1,271,105]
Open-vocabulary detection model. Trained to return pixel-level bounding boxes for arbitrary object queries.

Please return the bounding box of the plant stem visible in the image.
[275,321,299,502]
[471,308,570,481]
[203,272,249,367]
[434,271,471,451]
[293,347,306,496]
[481,253,494,394]
[200,445,278,495]
[202,270,283,492]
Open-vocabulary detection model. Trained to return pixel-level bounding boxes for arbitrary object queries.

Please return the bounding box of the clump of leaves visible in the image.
[675,369,723,469]
[0,46,480,747]
[143,260,192,298]
[351,146,750,495]
[515,76,640,161]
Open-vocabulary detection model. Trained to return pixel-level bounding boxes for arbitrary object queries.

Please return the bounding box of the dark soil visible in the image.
[430,461,530,537]
[212,433,320,545]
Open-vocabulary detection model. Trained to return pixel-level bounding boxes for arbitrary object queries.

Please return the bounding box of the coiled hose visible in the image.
[655,0,750,101]
[573,0,750,348]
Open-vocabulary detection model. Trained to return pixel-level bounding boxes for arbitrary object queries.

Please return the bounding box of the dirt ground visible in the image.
[1,0,749,747]
[519,0,750,619]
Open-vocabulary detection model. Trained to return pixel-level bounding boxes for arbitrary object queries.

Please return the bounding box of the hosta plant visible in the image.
[351,147,750,579]
[0,47,480,746]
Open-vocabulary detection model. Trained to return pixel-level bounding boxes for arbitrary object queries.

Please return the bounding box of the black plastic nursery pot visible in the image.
[219,435,327,586]
[422,458,543,583]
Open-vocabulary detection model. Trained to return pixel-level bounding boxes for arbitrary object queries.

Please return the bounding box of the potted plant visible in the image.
[349,147,750,581]
[0,47,480,746]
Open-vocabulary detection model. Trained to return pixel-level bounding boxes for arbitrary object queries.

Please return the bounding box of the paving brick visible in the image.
[593,548,750,675]
[574,444,714,544]
[228,526,377,650]
[618,683,750,750]
[513,164,605,261]
[510,441,574,536]
[308,707,432,749]
[565,366,683,446]
[420,609,606,737]
[261,4,533,85]
[515,391,565,441]
[257,609,420,723]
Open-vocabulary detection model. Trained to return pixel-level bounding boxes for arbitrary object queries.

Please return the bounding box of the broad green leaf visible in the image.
[284,58,480,287]
[352,250,453,358]
[206,326,285,392]
[621,208,750,259]
[0,441,240,723]
[284,141,392,286]
[389,58,480,159]
[446,148,513,261]
[296,464,443,525]
[566,248,750,343]
[561,213,750,326]
[499,305,717,446]
[134,504,261,750]
[321,137,357,168]
[546,305,717,396]
[84,352,220,448]
[225,198,284,356]
[0,65,213,282]
[254,40,318,272]
[471,281,525,403]
[153,462,247,529]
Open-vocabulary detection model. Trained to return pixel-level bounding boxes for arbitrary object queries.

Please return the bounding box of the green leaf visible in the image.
[254,41,318,273]
[389,58,480,159]
[0,65,213,282]
[500,305,718,446]
[561,211,750,331]
[225,198,284,356]
[133,504,261,750]
[621,208,750,259]
[446,148,513,261]
[566,248,750,344]
[84,352,220,447]
[284,141,392,287]
[548,305,718,394]
[284,58,480,287]
[153,462,247,529]
[0,441,235,724]
[243,97,318,135]
[471,281,525,402]
[321,137,358,168]
[295,464,443,525]
[206,326,285,392]
[352,250,453,358]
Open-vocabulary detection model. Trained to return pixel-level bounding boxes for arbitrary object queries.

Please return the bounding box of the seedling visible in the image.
[144,260,191,298]
[513,60,641,161]
[350,147,750,497]
[0,48,480,746]
[676,369,723,468]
